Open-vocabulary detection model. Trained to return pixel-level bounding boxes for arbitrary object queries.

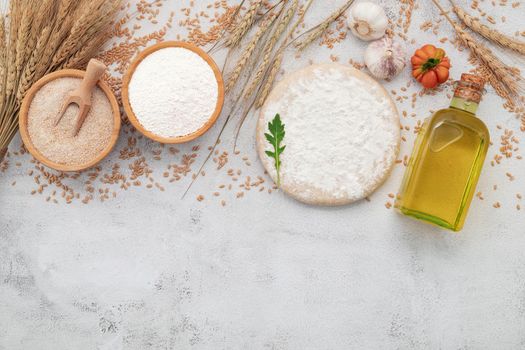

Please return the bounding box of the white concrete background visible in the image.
[1,1,525,349]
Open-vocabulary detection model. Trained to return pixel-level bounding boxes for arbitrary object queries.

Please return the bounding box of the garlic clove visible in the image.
[348,2,389,41]
[364,37,407,80]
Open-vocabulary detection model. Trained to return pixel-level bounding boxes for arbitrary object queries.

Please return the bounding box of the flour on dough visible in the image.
[257,63,400,206]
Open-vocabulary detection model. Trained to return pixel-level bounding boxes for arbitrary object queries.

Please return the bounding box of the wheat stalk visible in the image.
[4,0,22,101]
[225,10,279,93]
[227,0,263,48]
[245,0,298,99]
[256,52,284,109]
[21,0,54,65]
[65,33,110,69]
[207,0,246,54]
[185,0,318,194]
[233,0,314,146]
[451,3,525,56]
[37,0,74,73]
[295,0,354,51]
[0,146,6,162]
[431,0,523,103]
[233,0,314,149]
[52,1,111,70]
[15,3,34,71]
[0,16,7,114]
[16,26,51,102]
[0,0,122,163]
[249,0,317,109]
[460,28,521,94]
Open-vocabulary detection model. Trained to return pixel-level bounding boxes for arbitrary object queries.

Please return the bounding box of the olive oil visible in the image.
[395,74,489,231]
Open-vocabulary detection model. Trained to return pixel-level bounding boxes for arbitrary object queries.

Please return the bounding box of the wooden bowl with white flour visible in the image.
[257,64,401,206]
[122,41,224,144]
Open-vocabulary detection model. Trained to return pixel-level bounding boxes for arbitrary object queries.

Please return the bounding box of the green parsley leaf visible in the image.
[265,113,286,187]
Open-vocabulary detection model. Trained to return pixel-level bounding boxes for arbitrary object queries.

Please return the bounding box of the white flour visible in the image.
[128,47,219,138]
[258,64,400,205]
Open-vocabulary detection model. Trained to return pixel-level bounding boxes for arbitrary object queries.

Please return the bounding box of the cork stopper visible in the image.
[454,73,485,103]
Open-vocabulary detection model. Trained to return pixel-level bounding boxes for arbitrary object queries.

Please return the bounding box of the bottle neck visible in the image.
[450,96,479,115]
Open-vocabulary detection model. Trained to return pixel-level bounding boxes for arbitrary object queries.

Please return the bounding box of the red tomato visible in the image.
[411,44,451,88]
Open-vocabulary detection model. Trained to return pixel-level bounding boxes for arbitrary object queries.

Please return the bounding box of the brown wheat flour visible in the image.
[27,77,114,166]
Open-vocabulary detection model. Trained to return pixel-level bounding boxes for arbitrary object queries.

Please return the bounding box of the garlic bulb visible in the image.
[364,37,406,80]
[348,2,388,41]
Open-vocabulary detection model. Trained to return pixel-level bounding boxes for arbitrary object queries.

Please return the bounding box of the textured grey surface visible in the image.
[1,0,525,349]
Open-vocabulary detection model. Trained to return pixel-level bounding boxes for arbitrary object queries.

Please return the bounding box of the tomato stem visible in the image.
[422,58,440,71]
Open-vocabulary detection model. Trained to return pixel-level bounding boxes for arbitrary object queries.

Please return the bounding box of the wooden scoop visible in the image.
[55,59,107,136]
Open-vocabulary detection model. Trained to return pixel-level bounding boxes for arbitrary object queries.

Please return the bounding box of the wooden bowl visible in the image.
[19,69,121,172]
[121,41,225,144]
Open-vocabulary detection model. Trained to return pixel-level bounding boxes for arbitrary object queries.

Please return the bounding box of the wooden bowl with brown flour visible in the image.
[19,70,121,172]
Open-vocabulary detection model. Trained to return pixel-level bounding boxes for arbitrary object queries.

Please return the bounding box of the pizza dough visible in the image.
[257,63,400,206]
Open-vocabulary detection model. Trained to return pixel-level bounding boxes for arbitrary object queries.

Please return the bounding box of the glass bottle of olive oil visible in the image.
[395,74,490,231]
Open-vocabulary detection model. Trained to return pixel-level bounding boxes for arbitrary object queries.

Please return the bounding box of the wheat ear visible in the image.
[0,16,7,114]
[295,0,354,51]
[0,146,6,162]
[15,3,34,71]
[256,52,283,109]
[431,0,523,98]
[51,0,118,71]
[459,28,521,94]
[249,0,314,110]
[451,3,525,56]
[16,26,51,102]
[225,11,279,93]
[234,0,314,149]
[4,0,22,100]
[245,0,298,98]
[227,0,263,48]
